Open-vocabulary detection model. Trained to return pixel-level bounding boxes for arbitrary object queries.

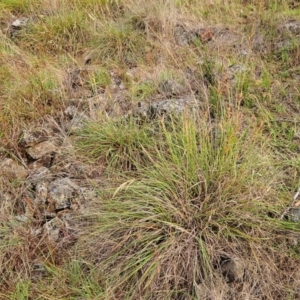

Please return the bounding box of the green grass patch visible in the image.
[77,112,299,298]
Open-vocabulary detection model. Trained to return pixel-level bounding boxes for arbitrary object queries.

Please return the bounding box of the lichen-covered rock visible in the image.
[64,105,90,132]
[0,158,28,180]
[26,141,56,160]
[35,182,48,210]
[134,97,201,120]
[27,167,52,184]
[279,20,300,35]
[158,79,186,97]
[288,207,300,223]
[43,216,64,242]
[18,128,50,148]
[48,178,79,210]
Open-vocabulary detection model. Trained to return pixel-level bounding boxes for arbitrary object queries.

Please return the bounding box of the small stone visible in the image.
[288,207,300,223]
[48,178,79,210]
[221,257,245,283]
[11,17,29,30]
[159,79,185,97]
[0,158,28,180]
[65,112,90,133]
[174,24,197,46]
[26,141,56,160]
[64,105,78,118]
[43,217,64,242]
[27,167,51,184]
[18,128,50,148]
[280,20,300,35]
[35,182,48,209]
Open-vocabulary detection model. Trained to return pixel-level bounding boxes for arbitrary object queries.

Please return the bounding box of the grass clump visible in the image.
[77,112,300,299]
[76,116,155,170]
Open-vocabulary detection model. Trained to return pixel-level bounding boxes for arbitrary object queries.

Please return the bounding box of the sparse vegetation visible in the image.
[0,0,300,299]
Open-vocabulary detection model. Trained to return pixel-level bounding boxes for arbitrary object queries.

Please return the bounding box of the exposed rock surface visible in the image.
[279,20,300,35]
[11,17,29,30]
[18,128,50,148]
[0,158,28,180]
[133,97,201,120]
[26,141,56,160]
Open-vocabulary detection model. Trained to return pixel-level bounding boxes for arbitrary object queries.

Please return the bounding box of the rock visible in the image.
[174,24,198,46]
[288,207,300,223]
[35,182,48,210]
[18,128,50,148]
[28,154,54,168]
[11,17,29,30]
[158,79,186,97]
[220,257,245,283]
[210,27,241,49]
[134,97,201,120]
[253,34,268,53]
[43,216,64,242]
[48,178,79,210]
[279,20,300,35]
[0,158,28,180]
[64,105,79,118]
[26,141,56,160]
[64,105,90,132]
[27,167,52,184]
[15,214,31,223]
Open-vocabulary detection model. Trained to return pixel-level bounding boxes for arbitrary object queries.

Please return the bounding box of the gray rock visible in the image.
[134,97,200,120]
[35,182,48,209]
[64,105,79,118]
[11,17,29,30]
[64,105,90,133]
[43,216,64,242]
[158,79,185,97]
[279,20,300,35]
[26,141,56,160]
[253,34,268,53]
[288,207,300,223]
[18,128,50,148]
[27,167,51,184]
[174,24,198,46]
[15,214,31,223]
[0,158,28,180]
[48,178,79,210]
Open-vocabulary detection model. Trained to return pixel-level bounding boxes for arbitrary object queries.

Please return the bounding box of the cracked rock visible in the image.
[48,178,79,210]
[27,167,52,184]
[43,216,64,242]
[134,97,200,120]
[18,128,50,148]
[26,141,56,160]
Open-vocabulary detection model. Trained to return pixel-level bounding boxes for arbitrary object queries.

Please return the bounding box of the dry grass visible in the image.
[0,0,300,299]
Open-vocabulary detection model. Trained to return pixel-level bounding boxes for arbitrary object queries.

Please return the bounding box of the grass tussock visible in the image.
[77,112,300,299]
